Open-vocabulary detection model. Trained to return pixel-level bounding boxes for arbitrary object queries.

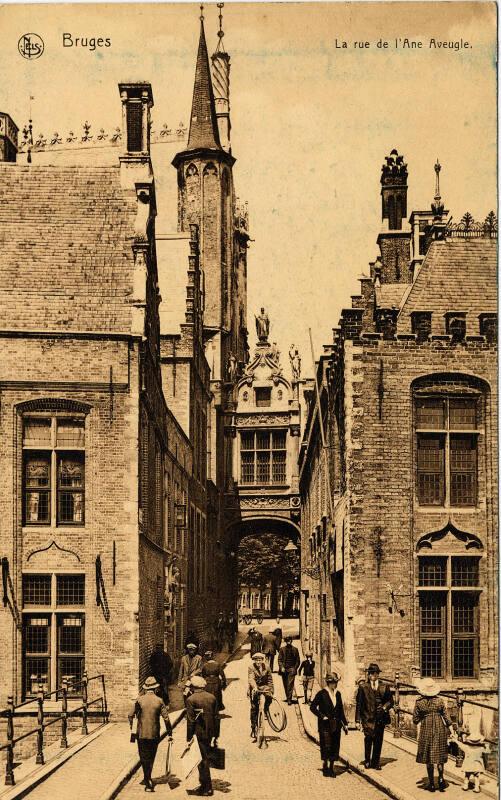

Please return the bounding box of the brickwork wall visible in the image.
[342,337,497,691]
[0,337,142,720]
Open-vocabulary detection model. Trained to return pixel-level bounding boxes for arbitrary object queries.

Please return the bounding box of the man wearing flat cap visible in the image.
[178,642,203,700]
[355,663,393,770]
[186,675,217,797]
[128,676,173,792]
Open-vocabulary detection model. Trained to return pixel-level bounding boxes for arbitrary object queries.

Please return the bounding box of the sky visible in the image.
[0,2,497,377]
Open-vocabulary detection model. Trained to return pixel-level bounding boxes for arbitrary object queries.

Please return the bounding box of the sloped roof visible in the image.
[399,238,497,335]
[375,283,408,309]
[186,20,221,152]
[0,164,137,332]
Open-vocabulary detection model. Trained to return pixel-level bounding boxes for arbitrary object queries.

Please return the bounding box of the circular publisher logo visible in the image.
[18,33,44,60]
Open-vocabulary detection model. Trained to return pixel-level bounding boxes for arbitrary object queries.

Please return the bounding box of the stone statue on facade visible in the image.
[289,345,301,380]
[255,307,270,341]
[270,342,280,364]
[226,352,238,383]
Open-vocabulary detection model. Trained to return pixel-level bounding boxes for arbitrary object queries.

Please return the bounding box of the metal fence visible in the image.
[0,673,108,786]
[380,673,498,779]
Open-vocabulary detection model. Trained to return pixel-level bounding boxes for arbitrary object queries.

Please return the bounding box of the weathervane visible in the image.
[217,3,225,46]
[200,4,204,21]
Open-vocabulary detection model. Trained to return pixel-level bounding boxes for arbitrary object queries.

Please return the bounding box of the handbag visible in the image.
[207,746,226,770]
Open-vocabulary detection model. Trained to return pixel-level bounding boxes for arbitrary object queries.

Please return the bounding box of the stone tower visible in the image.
[377,148,412,283]
[172,16,248,372]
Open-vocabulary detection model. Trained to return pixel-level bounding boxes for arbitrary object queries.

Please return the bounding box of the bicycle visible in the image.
[257,692,267,749]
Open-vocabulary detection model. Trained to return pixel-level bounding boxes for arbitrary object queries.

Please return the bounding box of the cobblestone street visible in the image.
[119,639,387,800]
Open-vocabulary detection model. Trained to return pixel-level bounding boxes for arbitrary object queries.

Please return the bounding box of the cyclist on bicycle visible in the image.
[248,652,274,742]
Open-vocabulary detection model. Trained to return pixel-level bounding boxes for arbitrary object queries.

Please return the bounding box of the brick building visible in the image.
[299,151,498,709]
[0,14,250,723]
[0,87,168,717]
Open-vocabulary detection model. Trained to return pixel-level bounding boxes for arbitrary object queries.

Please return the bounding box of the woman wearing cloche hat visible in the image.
[310,672,348,777]
[412,678,454,792]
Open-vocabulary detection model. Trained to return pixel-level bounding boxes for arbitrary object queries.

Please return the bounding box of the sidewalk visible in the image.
[0,631,247,800]
[293,644,497,800]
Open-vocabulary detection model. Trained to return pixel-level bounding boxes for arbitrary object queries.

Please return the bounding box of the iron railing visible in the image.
[378,673,498,778]
[446,211,498,239]
[0,673,108,786]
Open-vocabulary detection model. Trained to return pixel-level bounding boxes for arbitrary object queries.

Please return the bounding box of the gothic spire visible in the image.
[187,14,222,151]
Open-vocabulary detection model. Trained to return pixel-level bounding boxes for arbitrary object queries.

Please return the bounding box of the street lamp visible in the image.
[283,540,299,617]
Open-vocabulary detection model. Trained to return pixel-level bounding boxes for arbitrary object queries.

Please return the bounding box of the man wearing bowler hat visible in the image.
[128,676,173,792]
[278,635,300,704]
[355,662,393,770]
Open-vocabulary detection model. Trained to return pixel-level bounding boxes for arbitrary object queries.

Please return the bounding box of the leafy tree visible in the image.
[238,532,300,591]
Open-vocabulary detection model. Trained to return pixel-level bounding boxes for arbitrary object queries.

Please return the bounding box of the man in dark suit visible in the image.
[278,635,300,704]
[248,627,264,656]
[355,662,393,770]
[149,643,173,706]
[128,676,173,792]
[262,630,278,672]
[186,675,218,796]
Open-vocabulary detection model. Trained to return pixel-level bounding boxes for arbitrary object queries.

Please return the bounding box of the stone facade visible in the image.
[299,152,498,710]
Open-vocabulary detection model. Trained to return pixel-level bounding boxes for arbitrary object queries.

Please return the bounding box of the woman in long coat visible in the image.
[310,672,348,777]
[413,678,453,792]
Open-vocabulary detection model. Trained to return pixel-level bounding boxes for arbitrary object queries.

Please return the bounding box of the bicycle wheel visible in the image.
[266,697,287,733]
[257,695,266,747]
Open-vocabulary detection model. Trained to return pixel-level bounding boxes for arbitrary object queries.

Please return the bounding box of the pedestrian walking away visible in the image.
[226,612,237,651]
[298,652,315,704]
[248,626,264,656]
[214,611,227,653]
[186,675,218,796]
[412,678,454,793]
[310,672,348,777]
[278,635,300,704]
[201,649,227,737]
[355,662,393,770]
[178,643,203,701]
[128,676,173,793]
[248,651,274,744]
[262,629,278,672]
[149,643,173,706]
[272,625,283,650]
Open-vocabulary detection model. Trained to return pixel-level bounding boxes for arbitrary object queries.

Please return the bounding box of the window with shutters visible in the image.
[23,416,85,526]
[415,396,478,507]
[418,556,480,680]
[127,101,143,151]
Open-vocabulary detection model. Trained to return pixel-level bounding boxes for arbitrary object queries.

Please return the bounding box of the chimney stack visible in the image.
[118,83,153,189]
[0,113,18,162]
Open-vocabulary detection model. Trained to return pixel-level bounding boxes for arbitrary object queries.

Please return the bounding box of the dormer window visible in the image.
[255,388,271,408]
[445,312,466,343]
[411,311,432,343]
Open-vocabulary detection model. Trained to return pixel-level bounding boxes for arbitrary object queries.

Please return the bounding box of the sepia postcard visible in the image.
[0,2,497,799]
